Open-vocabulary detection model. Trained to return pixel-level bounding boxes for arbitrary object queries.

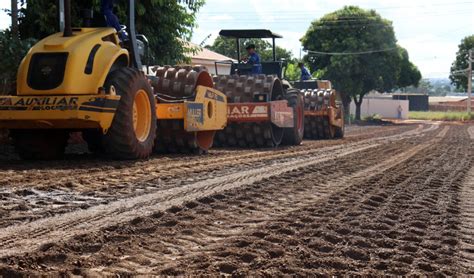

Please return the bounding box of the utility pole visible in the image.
[468,49,472,114]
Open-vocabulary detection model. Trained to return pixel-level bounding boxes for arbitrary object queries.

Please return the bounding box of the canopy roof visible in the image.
[219,29,283,39]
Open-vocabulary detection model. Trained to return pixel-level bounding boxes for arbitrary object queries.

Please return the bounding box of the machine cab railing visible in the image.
[214,29,287,79]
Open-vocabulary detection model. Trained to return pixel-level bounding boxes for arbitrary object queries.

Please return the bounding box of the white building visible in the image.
[349,92,409,119]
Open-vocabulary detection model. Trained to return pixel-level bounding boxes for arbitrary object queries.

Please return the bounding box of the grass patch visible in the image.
[409,111,474,121]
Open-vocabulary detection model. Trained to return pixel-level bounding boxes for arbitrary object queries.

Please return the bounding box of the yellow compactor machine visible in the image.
[0,0,227,160]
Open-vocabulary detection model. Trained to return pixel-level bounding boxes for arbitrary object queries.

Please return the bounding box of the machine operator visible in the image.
[299,62,312,81]
[244,44,262,74]
[101,0,128,41]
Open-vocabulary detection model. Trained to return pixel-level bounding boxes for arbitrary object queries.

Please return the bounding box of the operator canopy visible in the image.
[219,29,283,39]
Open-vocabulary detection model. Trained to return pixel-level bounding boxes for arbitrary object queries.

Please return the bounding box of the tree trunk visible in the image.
[11,0,19,40]
[341,93,351,123]
[353,95,364,121]
[355,103,361,121]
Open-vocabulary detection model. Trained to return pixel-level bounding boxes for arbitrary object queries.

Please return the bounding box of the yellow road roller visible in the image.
[0,0,227,160]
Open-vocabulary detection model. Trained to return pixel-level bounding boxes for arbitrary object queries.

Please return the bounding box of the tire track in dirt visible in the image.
[165,124,469,276]
[0,124,417,192]
[0,124,430,229]
[141,125,449,275]
[0,124,446,275]
[0,143,379,258]
[96,128,441,275]
[459,165,474,274]
[0,124,436,259]
[91,124,469,276]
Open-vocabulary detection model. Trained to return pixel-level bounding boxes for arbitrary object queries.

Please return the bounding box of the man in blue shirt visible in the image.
[299,62,312,81]
[101,0,128,41]
[245,44,262,74]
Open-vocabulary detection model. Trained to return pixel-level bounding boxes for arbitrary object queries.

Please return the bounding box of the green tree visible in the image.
[284,63,301,81]
[301,6,419,120]
[397,47,422,90]
[17,0,204,65]
[449,35,474,92]
[207,36,293,62]
[0,30,36,94]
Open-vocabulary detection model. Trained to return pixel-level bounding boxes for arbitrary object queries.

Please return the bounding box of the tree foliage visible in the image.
[16,0,205,65]
[397,47,422,88]
[0,30,36,94]
[301,6,420,120]
[449,35,474,92]
[207,36,293,62]
[284,63,301,81]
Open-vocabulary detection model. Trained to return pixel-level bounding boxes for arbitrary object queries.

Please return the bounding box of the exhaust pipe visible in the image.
[63,0,73,37]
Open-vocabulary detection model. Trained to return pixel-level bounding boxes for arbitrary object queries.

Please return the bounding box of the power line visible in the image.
[307,47,399,56]
[199,10,472,23]
[202,10,471,18]
[199,1,474,15]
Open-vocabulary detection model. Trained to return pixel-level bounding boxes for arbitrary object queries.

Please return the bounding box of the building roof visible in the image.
[183,41,235,62]
[429,96,469,103]
[192,47,235,62]
[392,93,429,96]
[219,29,283,39]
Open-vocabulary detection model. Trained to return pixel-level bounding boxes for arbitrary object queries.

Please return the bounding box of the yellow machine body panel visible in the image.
[156,103,185,119]
[0,95,121,131]
[156,85,227,132]
[17,28,128,96]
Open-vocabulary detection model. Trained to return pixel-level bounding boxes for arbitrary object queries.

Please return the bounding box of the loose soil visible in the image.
[0,122,472,276]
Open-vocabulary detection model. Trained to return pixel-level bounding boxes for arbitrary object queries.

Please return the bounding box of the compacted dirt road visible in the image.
[0,122,472,276]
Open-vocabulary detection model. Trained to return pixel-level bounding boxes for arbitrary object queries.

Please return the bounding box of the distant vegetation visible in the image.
[409,111,474,121]
[450,35,474,92]
[400,78,465,96]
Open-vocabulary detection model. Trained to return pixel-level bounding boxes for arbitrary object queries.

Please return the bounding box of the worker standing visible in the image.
[299,62,312,81]
[101,0,128,41]
[245,44,262,74]
[397,104,403,120]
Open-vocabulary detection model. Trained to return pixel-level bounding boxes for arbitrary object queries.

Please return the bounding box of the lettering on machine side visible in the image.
[228,104,268,119]
[187,103,204,128]
[11,97,80,111]
[205,90,225,102]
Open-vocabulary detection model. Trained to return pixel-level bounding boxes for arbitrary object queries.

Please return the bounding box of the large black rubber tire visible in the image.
[103,68,157,160]
[281,89,305,146]
[11,129,69,160]
[82,129,105,154]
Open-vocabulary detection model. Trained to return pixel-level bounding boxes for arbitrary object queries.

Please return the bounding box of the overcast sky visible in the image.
[193,0,473,79]
[0,0,472,79]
